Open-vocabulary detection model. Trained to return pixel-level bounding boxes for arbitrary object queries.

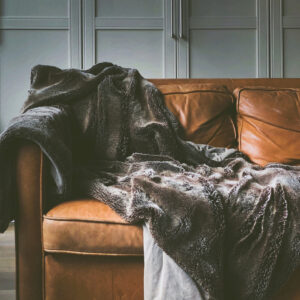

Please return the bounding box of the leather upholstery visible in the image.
[46,198,127,223]
[272,265,300,300]
[157,83,237,147]
[14,78,300,300]
[44,199,143,256]
[235,87,300,166]
[45,254,143,300]
[15,142,43,300]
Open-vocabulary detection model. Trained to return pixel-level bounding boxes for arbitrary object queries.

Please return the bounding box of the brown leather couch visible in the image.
[14,78,300,300]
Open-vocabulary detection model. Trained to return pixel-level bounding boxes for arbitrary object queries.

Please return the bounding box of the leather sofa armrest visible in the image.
[15,141,44,300]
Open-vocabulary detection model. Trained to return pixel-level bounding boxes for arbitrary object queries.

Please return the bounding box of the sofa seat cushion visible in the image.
[157,83,237,148]
[235,87,300,166]
[43,199,143,256]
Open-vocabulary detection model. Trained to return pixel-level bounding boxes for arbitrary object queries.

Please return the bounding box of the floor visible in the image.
[0,223,16,300]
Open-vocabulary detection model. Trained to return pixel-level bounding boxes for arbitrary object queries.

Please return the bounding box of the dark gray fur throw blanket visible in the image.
[1,62,300,300]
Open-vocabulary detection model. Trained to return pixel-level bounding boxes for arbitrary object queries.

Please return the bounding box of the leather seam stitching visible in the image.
[44,249,143,256]
[235,87,300,92]
[162,90,231,96]
[43,216,134,226]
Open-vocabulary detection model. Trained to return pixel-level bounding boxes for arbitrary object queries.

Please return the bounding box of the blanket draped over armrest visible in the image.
[1,63,300,300]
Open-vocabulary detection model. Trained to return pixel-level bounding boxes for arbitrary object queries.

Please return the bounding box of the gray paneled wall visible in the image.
[0,0,81,131]
[0,0,300,131]
[284,29,300,77]
[84,0,174,77]
[270,0,300,77]
[93,0,166,77]
[183,0,269,78]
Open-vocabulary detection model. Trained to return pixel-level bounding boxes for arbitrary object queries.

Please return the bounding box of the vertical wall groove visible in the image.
[270,0,283,77]
[69,0,82,68]
[83,0,95,69]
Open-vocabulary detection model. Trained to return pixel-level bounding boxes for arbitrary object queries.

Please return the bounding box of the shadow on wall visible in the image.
[0,1,2,133]
[0,1,2,44]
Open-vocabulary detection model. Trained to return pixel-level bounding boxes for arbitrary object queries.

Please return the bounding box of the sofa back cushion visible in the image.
[235,87,300,166]
[157,84,237,148]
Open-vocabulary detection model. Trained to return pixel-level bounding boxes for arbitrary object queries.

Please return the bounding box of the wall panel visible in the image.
[178,0,269,78]
[190,0,256,17]
[95,0,163,17]
[270,0,300,77]
[84,0,175,78]
[0,30,69,129]
[96,30,163,78]
[1,0,68,17]
[283,0,300,78]
[0,0,81,131]
[190,29,256,78]
[283,0,300,16]
[283,29,300,78]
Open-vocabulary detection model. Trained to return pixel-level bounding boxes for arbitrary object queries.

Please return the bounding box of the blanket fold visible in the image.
[1,62,300,300]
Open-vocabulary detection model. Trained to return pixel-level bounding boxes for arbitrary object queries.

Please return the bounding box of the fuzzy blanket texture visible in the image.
[1,63,300,300]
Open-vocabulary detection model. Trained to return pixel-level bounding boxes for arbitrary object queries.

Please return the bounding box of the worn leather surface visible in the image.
[46,198,127,223]
[44,199,143,255]
[157,83,237,148]
[235,87,300,166]
[15,142,43,300]
[45,253,143,300]
[272,265,300,300]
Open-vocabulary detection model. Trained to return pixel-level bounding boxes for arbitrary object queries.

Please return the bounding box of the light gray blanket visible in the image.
[0,63,300,300]
[143,222,203,300]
